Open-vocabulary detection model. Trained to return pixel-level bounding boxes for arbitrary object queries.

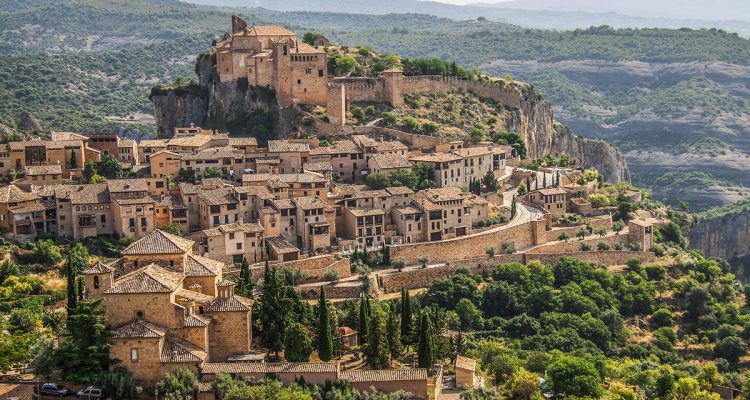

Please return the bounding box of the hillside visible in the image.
[2,1,750,206]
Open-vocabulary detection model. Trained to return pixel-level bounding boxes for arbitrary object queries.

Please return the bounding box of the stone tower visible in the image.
[382,68,404,108]
[273,40,294,107]
[82,261,115,301]
[231,15,248,34]
[326,83,346,126]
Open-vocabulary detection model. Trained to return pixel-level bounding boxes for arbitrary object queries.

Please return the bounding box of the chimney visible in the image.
[186,300,195,316]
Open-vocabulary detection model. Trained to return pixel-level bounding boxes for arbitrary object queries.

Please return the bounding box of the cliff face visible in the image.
[690,211,750,259]
[552,123,631,183]
[152,53,278,137]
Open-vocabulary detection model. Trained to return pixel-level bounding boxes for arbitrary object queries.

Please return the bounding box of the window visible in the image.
[100,215,106,223]
[318,69,324,77]
[130,348,138,361]
[93,276,100,289]
[305,68,312,74]
[236,243,242,250]
[297,79,302,84]
[156,181,164,188]
[229,233,235,240]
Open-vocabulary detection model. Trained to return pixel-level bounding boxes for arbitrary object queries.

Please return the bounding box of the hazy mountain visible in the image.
[483,0,750,22]
[182,0,750,37]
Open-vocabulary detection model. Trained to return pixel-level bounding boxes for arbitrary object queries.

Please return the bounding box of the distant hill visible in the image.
[182,0,750,36]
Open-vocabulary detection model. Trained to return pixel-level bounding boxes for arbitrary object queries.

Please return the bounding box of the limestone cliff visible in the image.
[552,123,630,183]
[690,207,750,260]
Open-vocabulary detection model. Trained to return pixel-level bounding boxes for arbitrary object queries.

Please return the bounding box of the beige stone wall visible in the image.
[183,275,220,297]
[110,337,164,387]
[235,254,351,282]
[206,310,251,362]
[527,234,627,254]
[543,216,613,243]
[178,325,209,351]
[104,293,182,329]
[527,250,654,266]
[326,84,346,126]
[348,380,427,400]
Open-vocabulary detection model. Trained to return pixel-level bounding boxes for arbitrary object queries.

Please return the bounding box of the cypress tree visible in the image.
[526,177,531,193]
[401,289,413,344]
[76,275,85,301]
[555,171,561,187]
[237,257,253,297]
[386,303,403,357]
[366,307,390,369]
[260,260,285,357]
[359,299,369,345]
[417,311,435,368]
[543,173,547,188]
[317,288,333,361]
[66,254,78,311]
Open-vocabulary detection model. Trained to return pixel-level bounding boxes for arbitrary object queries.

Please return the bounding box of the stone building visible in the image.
[82,229,252,387]
[194,221,265,263]
[415,187,488,241]
[526,188,568,219]
[215,16,328,106]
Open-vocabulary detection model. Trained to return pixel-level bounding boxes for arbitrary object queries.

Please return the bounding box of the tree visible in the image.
[31,239,62,264]
[89,174,106,183]
[204,167,223,179]
[576,228,588,240]
[284,322,313,362]
[542,173,547,188]
[98,154,122,179]
[595,227,607,237]
[259,261,286,357]
[386,304,403,357]
[69,150,77,169]
[509,368,542,400]
[613,220,626,234]
[178,168,196,183]
[102,367,138,400]
[418,255,429,269]
[392,257,406,272]
[29,335,56,377]
[236,257,253,298]
[66,255,78,311]
[323,269,340,283]
[558,232,571,242]
[657,221,687,249]
[55,300,112,383]
[83,160,97,183]
[334,55,360,76]
[317,288,334,361]
[155,368,198,400]
[547,356,602,399]
[486,247,496,258]
[401,289,413,344]
[366,173,391,190]
[511,195,518,219]
[161,222,183,237]
[366,307,390,369]
[518,182,527,195]
[358,298,371,345]
[714,336,747,363]
[417,311,435,368]
[302,32,317,45]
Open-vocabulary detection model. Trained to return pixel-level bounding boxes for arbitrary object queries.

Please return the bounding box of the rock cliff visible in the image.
[690,208,750,260]
[150,52,630,183]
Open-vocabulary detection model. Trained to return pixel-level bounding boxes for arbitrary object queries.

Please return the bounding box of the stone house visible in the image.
[367,153,412,176]
[137,139,168,164]
[415,187,488,241]
[526,188,567,219]
[82,229,252,387]
[292,196,335,252]
[22,165,64,186]
[198,186,240,229]
[455,355,477,388]
[149,150,182,179]
[410,152,464,189]
[194,221,265,264]
[340,207,386,248]
[54,184,114,240]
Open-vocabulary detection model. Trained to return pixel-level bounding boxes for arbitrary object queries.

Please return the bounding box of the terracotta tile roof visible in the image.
[67,184,110,205]
[267,140,309,153]
[217,279,235,287]
[138,139,169,148]
[394,205,421,215]
[421,187,466,203]
[183,146,240,160]
[122,229,195,255]
[167,134,213,148]
[202,362,338,375]
[266,236,299,254]
[105,264,183,294]
[0,185,40,204]
[453,146,493,157]
[45,140,83,150]
[370,153,411,169]
[455,355,476,371]
[205,295,253,312]
[272,199,295,210]
[185,254,224,277]
[198,187,238,206]
[176,288,215,304]
[537,188,567,196]
[155,194,186,209]
[255,157,280,164]
[293,196,331,211]
[410,153,462,163]
[24,165,62,176]
[161,336,207,363]
[107,178,148,193]
[184,314,210,327]
[303,161,333,172]
[340,368,427,382]
[232,186,274,199]
[218,221,264,234]
[246,25,295,37]
[374,141,408,152]
[118,139,136,147]
[114,196,154,206]
[179,182,200,195]
[112,320,167,339]
[385,186,414,196]
[9,203,47,214]
[335,184,369,197]
[347,208,385,217]
[229,137,258,146]
[82,261,115,274]
[310,140,359,155]
[50,131,88,141]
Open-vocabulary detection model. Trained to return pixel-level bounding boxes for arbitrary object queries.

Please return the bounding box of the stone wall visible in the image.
[226,254,351,282]
[311,120,443,151]
[527,234,627,254]
[390,221,535,265]
[544,216,613,243]
[297,282,362,299]
[400,76,523,109]
[526,250,654,266]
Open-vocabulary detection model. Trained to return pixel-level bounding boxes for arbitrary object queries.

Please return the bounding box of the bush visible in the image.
[403,116,420,132]
[651,308,673,328]
[502,241,516,254]
[650,245,666,257]
[597,241,611,251]
[580,243,592,251]
[382,112,397,125]
[422,122,439,134]
[323,269,341,284]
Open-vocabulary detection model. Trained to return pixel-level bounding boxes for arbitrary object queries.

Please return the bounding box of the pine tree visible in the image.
[317,288,334,361]
[359,299,369,345]
[401,289,413,345]
[366,307,390,369]
[417,311,435,368]
[386,303,403,358]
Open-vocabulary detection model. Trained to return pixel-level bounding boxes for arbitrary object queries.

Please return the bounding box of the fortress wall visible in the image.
[527,233,628,254]
[400,76,523,109]
[312,120,443,150]
[331,77,385,103]
[390,220,536,265]
[526,250,654,266]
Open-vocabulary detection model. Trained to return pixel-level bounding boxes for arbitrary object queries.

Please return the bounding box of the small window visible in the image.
[130,348,138,361]
[93,276,100,289]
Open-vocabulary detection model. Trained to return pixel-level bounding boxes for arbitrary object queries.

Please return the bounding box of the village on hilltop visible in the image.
[0,17,674,400]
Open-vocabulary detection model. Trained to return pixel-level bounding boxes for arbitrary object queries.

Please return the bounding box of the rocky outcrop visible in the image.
[20,113,42,132]
[151,53,278,137]
[552,123,630,183]
[690,210,750,259]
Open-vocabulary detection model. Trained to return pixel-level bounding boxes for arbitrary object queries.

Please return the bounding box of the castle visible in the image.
[215,16,328,107]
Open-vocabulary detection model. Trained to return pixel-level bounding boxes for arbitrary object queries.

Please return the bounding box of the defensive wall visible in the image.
[377,250,655,293]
